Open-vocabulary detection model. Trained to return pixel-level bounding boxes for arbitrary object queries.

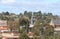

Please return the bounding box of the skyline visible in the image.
[0,0,60,15]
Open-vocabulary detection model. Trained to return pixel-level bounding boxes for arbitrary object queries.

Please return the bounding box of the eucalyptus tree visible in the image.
[19,16,30,33]
[24,11,32,19]
[19,16,30,39]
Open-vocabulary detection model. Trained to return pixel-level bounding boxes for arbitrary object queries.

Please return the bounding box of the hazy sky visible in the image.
[0,0,60,15]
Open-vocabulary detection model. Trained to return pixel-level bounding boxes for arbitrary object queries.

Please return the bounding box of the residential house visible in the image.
[50,18,60,34]
[0,20,19,39]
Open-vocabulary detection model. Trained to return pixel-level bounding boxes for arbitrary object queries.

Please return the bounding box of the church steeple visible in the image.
[31,12,33,24]
[29,12,34,28]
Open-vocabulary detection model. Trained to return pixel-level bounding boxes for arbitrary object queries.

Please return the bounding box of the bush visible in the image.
[20,33,30,39]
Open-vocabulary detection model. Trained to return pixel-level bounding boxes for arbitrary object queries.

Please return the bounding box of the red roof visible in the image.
[2,36,19,38]
[28,32,34,36]
[0,26,8,30]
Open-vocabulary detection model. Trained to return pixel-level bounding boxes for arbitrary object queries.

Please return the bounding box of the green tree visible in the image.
[20,32,29,39]
[33,19,54,39]
[19,16,30,39]
[34,11,42,20]
[5,11,9,15]
[24,11,32,19]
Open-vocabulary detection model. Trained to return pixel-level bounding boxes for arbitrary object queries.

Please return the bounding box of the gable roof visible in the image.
[53,17,60,25]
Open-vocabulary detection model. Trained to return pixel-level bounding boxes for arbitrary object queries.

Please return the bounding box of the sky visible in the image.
[0,0,60,15]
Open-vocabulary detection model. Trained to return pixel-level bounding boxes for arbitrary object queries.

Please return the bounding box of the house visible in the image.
[50,18,60,33]
[0,20,9,32]
[0,20,19,39]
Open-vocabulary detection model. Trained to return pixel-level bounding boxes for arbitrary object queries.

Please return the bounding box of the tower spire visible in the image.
[29,12,34,28]
[31,12,33,24]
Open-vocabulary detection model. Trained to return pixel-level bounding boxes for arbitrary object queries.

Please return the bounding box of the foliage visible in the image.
[19,16,30,26]
[24,11,32,19]
[0,11,59,39]
[0,38,2,39]
[20,32,30,39]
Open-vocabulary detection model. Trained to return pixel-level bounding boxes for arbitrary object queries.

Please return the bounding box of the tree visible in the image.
[34,11,42,19]
[5,11,9,15]
[2,11,9,15]
[19,16,30,33]
[33,20,44,36]
[33,19,54,39]
[20,32,29,39]
[8,20,19,32]
[19,16,30,26]
[24,11,32,19]
[43,24,54,36]
[19,16,30,39]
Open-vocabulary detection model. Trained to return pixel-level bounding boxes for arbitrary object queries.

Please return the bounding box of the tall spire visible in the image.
[29,12,34,28]
[31,12,33,24]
